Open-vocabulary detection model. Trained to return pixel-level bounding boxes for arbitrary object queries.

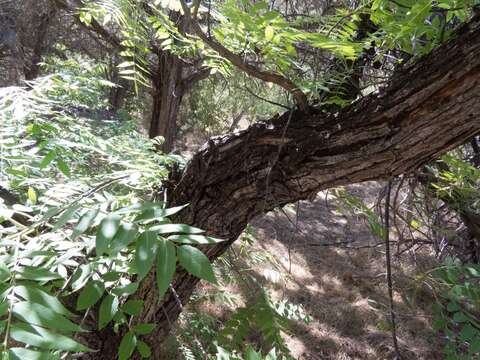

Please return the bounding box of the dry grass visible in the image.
[186,182,446,359]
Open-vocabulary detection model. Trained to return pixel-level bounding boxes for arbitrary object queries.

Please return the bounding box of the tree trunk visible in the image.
[149,53,184,153]
[0,2,24,86]
[23,5,56,80]
[107,57,130,111]
[85,15,480,359]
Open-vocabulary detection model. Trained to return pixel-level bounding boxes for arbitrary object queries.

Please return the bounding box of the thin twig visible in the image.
[242,85,291,110]
[384,179,401,359]
[287,202,299,273]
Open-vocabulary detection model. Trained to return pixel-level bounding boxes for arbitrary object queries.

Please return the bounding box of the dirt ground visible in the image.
[190,182,445,360]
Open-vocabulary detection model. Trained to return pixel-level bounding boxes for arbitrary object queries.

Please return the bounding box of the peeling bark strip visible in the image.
[90,17,480,359]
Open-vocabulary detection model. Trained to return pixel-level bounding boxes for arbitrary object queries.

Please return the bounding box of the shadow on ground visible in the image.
[191,182,444,360]
[251,182,443,359]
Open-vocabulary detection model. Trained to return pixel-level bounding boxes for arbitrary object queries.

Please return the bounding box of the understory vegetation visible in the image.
[1,0,480,359]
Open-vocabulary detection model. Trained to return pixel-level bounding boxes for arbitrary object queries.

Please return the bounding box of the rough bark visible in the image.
[87,15,480,359]
[148,53,184,153]
[148,55,210,152]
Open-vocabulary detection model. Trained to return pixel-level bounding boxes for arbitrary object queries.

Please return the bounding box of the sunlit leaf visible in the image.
[8,347,56,360]
[10,322,92,352]
[168,234,224,244]
[12,301,82,332]
[14,285,73,316]
[72,208,100,239]
[16,267,62,281]
[149,223,204,234]
[96,214,121,255]
[135,231,158,279]
[110,222,138,254]
[52,204,81,232]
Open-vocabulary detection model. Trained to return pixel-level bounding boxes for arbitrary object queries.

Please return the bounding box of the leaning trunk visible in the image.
[149,53,184,153]
[82,15,480,359]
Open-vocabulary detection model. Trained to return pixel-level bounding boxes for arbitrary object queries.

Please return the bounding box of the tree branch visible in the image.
[179,0,309,111]
[51,0,123,49]
[180,67,210,93]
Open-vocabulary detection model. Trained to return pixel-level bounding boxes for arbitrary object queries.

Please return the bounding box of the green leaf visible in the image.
[16,266,62,281]
[40,206,60,222]
[132,323,155,335]
[12,301,82,332]
[466,266,480,277]
[110,222,138,254]
[137,340,151,358]
[149,223,204,234]
[265,348,278,360]
[96,214,121,255]
[156,238,176,300]
[432,317,446,331]
[38,150,57,169]
[72,208,100,239]
[117,61,135,68]
[111,282,139,296]
[14,285,73,316]
[0,264,11,282]
[52,204,81,232]
[453,311,470,323]
[8,348,56,360]
[76,280,105,310]
[470,336,480,353]
[118,331,137,360]
[460,324,477,341]
[447,301,461,312]
[98,294,119,330]
[102,271,122,282]
[134,204,188,223]
[70,264,92,292]
[135,231,158,279]
[0,302,9,316]
[177,245,217,284]
[115,202,163,215]
[245,346,262,360]
[56,158,71,177]
[122,300,143,316]
[168,234,224,244]
[10,322,92,352]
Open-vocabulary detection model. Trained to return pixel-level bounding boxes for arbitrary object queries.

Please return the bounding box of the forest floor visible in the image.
[186,182,445,360]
